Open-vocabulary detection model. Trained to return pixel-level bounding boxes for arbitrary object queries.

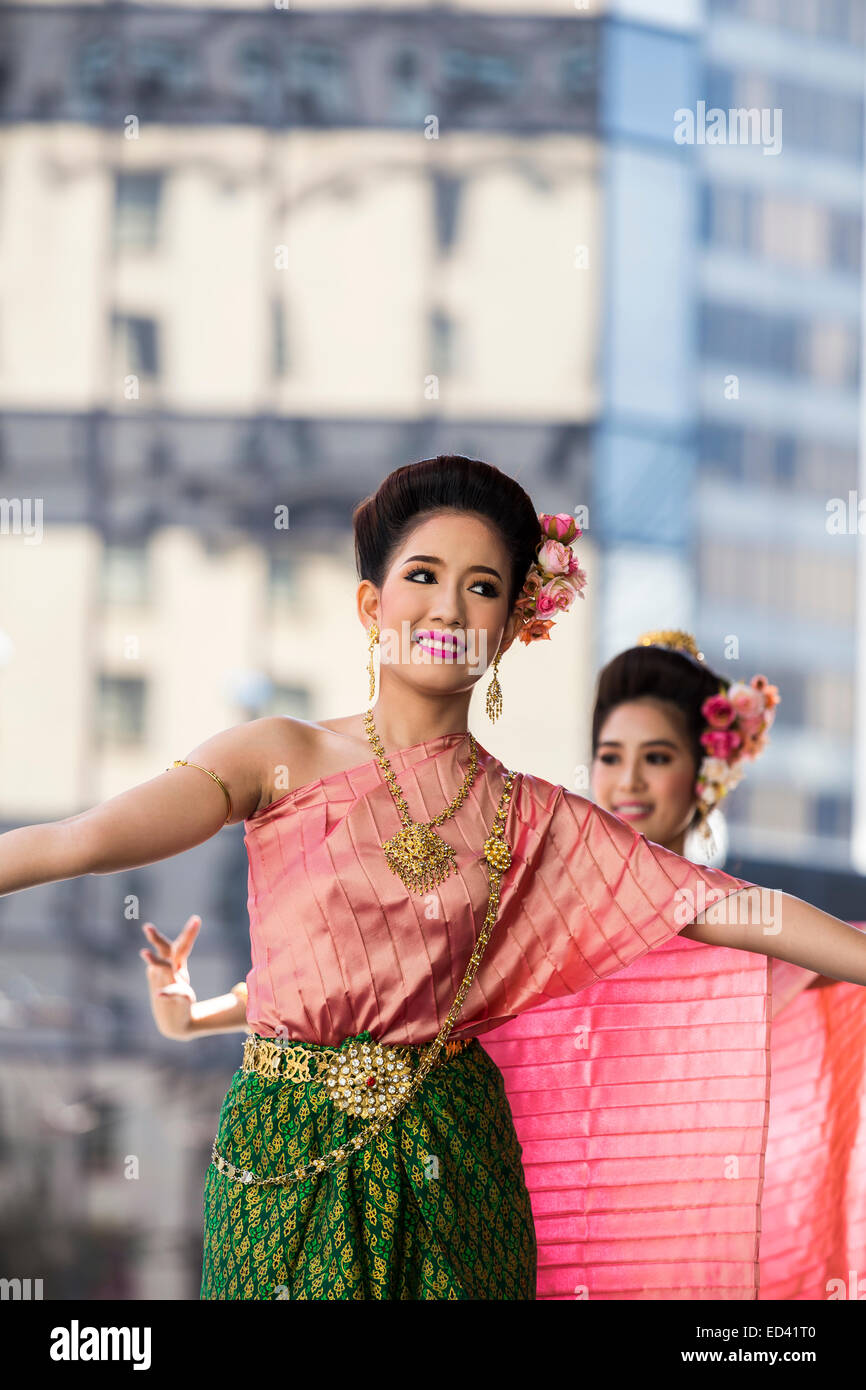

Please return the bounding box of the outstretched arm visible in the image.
[681,887,866,986]
[0,720,273,897]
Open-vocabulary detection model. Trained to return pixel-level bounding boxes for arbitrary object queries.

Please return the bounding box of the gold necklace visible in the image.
[363,709,479,894]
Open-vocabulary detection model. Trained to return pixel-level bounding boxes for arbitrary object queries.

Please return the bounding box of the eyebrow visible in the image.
[597,739,680,750]
[401,554,503,581]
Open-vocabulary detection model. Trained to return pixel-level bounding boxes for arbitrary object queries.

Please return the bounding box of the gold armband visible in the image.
[167,759,232,823]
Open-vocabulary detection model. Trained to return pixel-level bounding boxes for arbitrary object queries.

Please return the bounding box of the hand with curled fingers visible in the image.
[139,914,201,1040]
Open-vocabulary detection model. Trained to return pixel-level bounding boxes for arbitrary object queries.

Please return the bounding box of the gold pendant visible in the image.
[483,834,512,874]
[381,821,457,894]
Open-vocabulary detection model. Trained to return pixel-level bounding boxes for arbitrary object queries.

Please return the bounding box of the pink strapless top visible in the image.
[242,730,755,1046]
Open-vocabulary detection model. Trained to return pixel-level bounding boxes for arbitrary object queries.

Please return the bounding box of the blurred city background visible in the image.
[0,0,864,1298]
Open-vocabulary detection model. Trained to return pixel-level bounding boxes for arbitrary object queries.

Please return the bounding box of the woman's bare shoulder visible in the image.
[178,718,294,823]
[255,714,370,814]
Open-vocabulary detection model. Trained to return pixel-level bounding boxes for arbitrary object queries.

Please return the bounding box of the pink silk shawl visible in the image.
[480,937,866,1300]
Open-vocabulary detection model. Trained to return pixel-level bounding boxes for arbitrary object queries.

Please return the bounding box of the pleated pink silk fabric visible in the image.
[480,913,866,1299]
[243,731,755,1050]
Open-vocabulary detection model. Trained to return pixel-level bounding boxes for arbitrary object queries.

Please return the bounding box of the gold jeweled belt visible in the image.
[210,1032,476,1190]
[240,1033,472,1118]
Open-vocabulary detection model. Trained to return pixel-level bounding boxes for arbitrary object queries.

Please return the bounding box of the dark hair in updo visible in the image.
[591,645,727,830]
[353,455,540,614]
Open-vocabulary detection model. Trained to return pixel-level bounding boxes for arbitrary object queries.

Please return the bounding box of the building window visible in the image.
[758,193,824,269]
[705,64,863,162]
[700,183,752,253]
[699,301,797,374]
[80,1098,119,1174]
[441,48,521,112]
[747,783,809,838]
[235,37,278,116]
[704,64,734,112]
[77,38,118,110]
[131,39,196,106]
[700,301,859,388]
[805,670,854,736]
[100,544,149,606]
[96,676,147,746]
[804,319,860,389]
[700,423,857,494]
[429,308,455,377]
[814,792,853,839]
[560,39,596,97]
[389,47,427,123]
[431,173,463,256]
[772,434,795,483]
[699,542,855,624]
[708,0,865,47]
[112,314,159,380]
[271,298,287,377]
[268,553,299,605]
[700,422,744,478]
[797,437,857,492]
[113,172,163,251]
[827,207,862,273]
[774,76,863,162]
[285,44,346,123]
[701,182,862,276]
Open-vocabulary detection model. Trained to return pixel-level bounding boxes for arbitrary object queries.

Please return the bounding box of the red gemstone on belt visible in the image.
[366,1075,376,1087]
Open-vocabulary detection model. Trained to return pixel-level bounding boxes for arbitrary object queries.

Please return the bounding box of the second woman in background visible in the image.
[481,631,866,1300]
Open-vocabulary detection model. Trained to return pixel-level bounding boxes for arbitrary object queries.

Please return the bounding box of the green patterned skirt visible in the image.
[200,1031,537,1300]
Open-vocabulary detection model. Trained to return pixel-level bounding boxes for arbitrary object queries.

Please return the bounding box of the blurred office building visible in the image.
[0,0,862,1296]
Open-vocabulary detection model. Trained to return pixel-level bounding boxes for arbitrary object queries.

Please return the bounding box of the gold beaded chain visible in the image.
[362,709,479,894]
[210,765,516,1191]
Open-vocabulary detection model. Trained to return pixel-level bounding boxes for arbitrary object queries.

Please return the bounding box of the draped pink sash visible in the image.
[481,928,866,1300]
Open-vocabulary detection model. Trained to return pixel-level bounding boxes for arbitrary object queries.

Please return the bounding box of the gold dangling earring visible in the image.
[485,651,503,722]
[696,806,717,859]
[367,622,380,702]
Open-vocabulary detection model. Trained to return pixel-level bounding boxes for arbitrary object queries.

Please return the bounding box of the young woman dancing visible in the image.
[147,629,866,1300]
[4,455,866,1300]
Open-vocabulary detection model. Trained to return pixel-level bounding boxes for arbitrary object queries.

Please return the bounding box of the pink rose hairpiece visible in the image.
[636,630,780,821]
[696,675,780,815]
[513,513,587,645]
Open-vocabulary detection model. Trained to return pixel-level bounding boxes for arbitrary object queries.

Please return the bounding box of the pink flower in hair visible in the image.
[537,539,575,577]
[514,511,586,643]
[737,714,764,739]
[539,513,579,544]
[534,586,560,619]
[726,681,765,720]
[689,663,780,829]
[701,694,735,729]
[701,728,742,759]
[545,576,579,610]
